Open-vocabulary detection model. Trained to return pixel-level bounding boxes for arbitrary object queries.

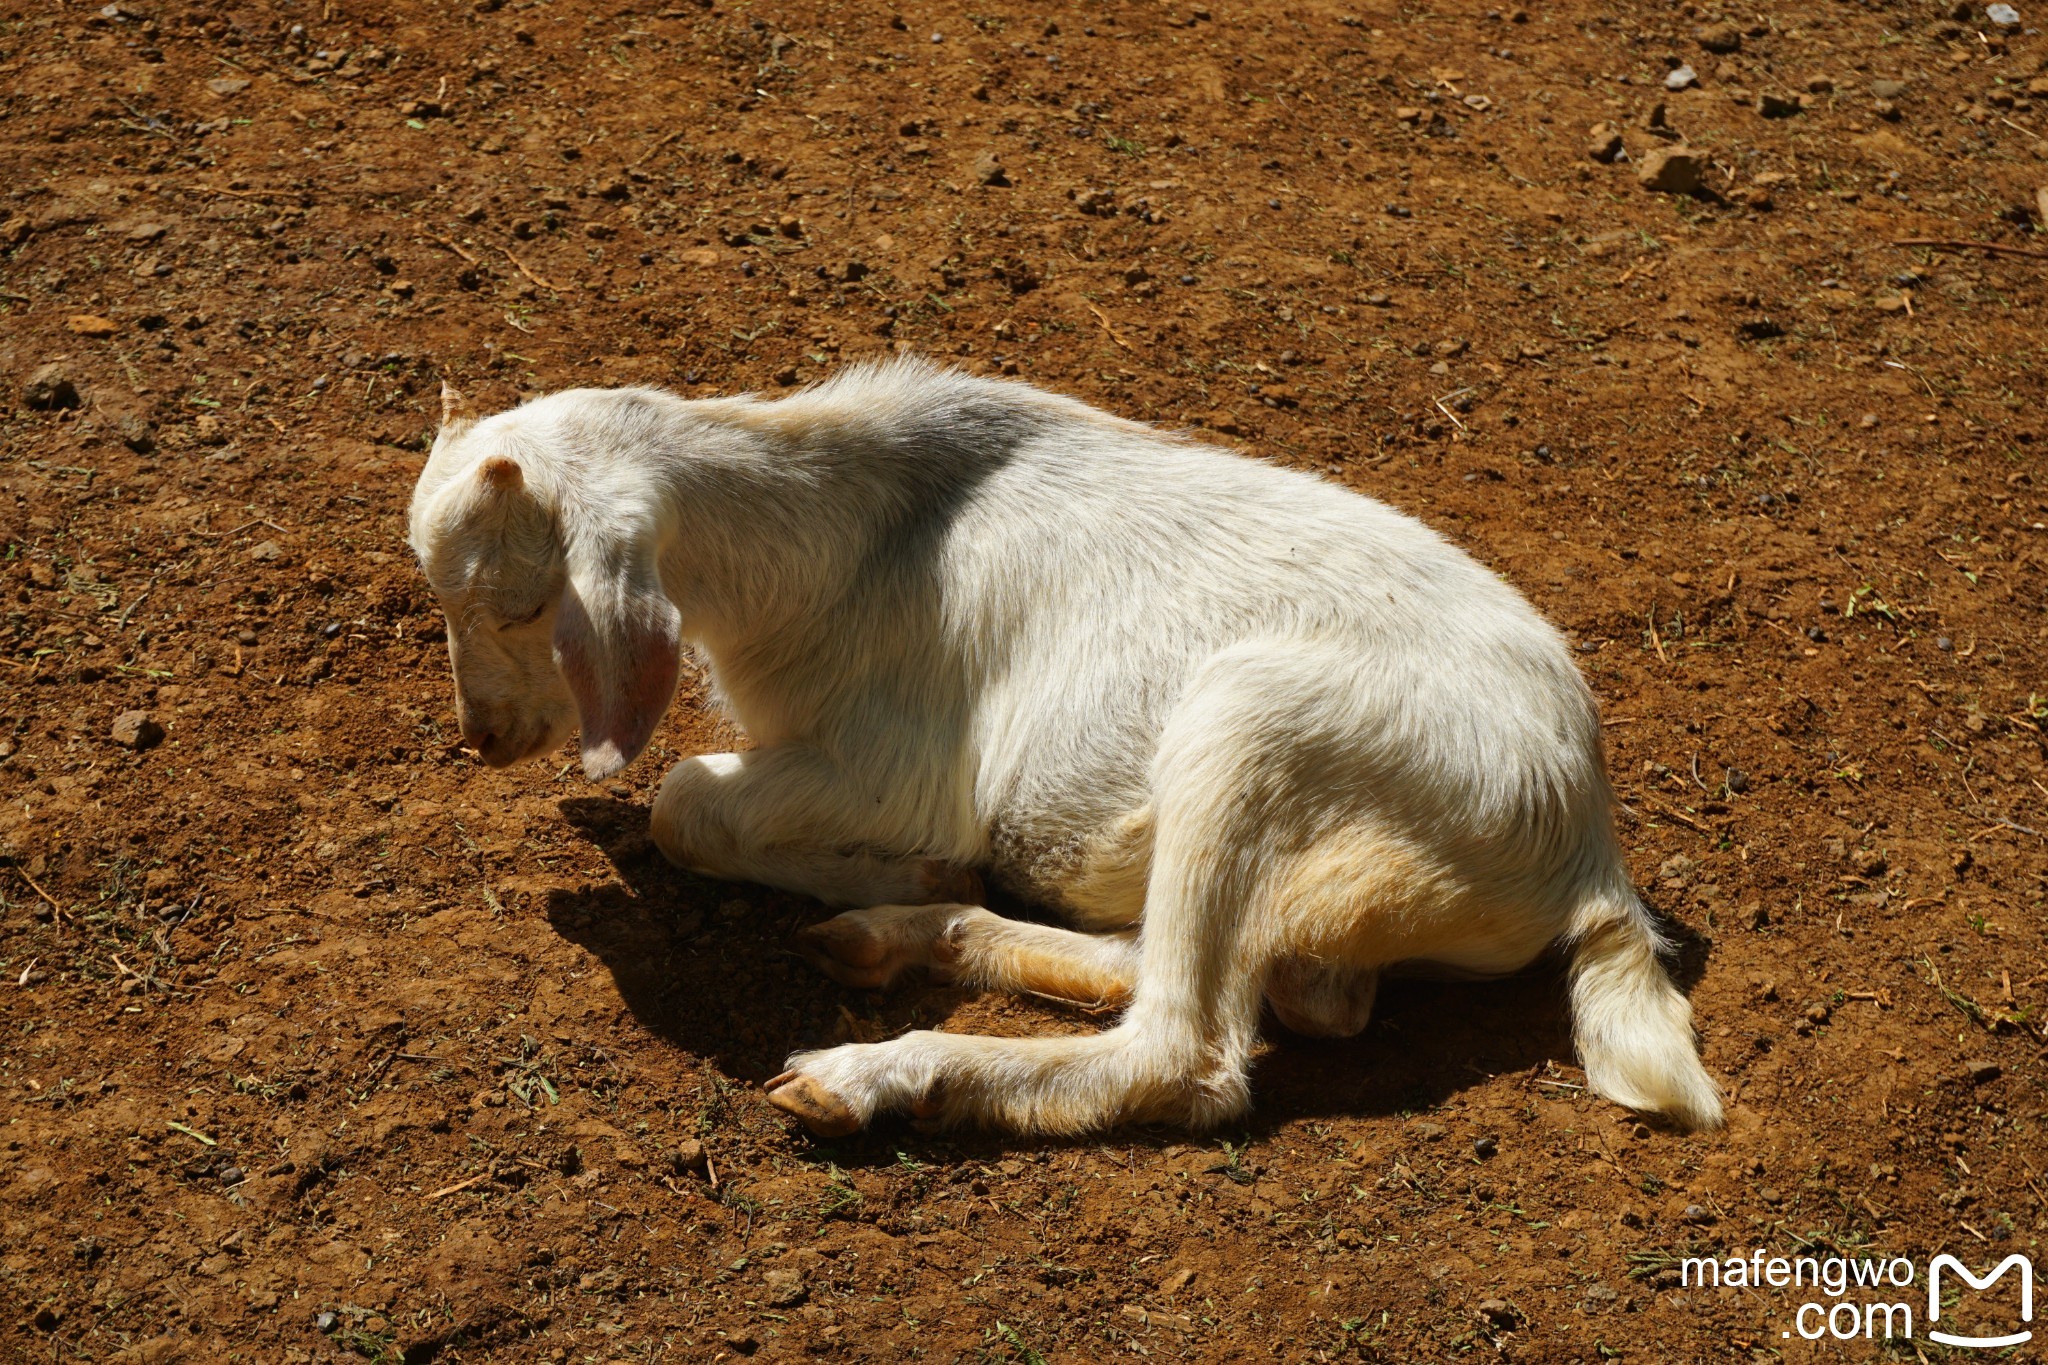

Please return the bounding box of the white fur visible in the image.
[407,358,1723,1136]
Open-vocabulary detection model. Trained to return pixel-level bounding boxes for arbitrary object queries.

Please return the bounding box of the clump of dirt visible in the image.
[2,0,2044,1360]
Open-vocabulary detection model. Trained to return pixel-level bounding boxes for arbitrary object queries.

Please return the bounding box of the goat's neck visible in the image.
[648,400,887,660]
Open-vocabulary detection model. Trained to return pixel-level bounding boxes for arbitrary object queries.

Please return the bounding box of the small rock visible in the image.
[314,1311,338,1333]
[1410,1121,1448,1141]
[1756,92,1803,119]
[1987,4,2021,27]
[1476,1298,1517,1325]
[66,314,119,337]
[772,366,799,386]
[763,1267,807,1307]
[1695,21,1742,53]
[24,363,80,410]
[971,150,1009,187]
[1870,78,1909,99]
[1473,1135,1498,1159]
[1658,853,1695,885]
[1682,1203,1715,1224]
[127,222,168,243]
[1665,64,1698,92]
[248,540,282,562]
[1587,122,1625,163]
[1965,1059,2002,1084]
[114,711,165,751]
[116,413,155,453]
[206,77,251,97]
[1760,1187,1783,1205]
[670,1139,708,1176]
[1636,145,1707,196]
[1725,768,1750,794]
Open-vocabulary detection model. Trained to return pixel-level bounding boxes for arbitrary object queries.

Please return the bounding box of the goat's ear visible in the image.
[437,382,477,443]
[552,521,681,781]
[477,455,524,493]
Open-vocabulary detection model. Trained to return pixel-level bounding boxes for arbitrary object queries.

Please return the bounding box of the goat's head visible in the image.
[407,383,682,780]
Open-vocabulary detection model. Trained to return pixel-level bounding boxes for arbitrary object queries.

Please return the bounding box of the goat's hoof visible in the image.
[792,915,896,990]
[927,916,968,980]
[766,1071,864,1138]
[919,860,984,905]
[907,1081,947,1132]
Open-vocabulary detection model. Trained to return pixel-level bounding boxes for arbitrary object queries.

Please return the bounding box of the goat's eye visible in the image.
[498,604,546,631]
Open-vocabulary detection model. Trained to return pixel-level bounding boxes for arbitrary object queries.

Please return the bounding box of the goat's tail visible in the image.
[1565,879,1724,1130]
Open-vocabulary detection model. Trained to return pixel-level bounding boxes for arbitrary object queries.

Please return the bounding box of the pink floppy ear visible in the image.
[552,538,682,781]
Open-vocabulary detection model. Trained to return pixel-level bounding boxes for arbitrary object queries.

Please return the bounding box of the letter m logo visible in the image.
[1928,1254,2034,1349]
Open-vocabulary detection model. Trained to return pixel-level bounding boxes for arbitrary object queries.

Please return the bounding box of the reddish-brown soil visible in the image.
[4,0,2047,1360]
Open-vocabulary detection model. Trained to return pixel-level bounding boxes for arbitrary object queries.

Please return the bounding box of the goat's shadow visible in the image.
[546,795,1714,1159]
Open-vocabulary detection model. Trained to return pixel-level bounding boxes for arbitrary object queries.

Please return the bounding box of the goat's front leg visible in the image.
[795,903,1140,999]
[651,749,977,908]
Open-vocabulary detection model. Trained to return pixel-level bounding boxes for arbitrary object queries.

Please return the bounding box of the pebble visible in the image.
[113,710,165,751]
[1635,145,1706,196]
[117,413,155,453]
[763,1267,808,1307]
[1756,92,1803,119]
[248,540,282,562]
[206,76,251,97]
[1987,4,2020,27]
[1665,64,1698,92]
[1476,1298,1516,1325]
[1965,1059,2002,1084]
[1870,78,1909,99]
[1586,122,1624,163]
[314,1311,338,1333]
[1473,1135,1498,1159]
[23,363,80,411]
[972,150,1010,187]
[66,314,119,337]
[1695,21,1742,53]
[670,1139,708,1175]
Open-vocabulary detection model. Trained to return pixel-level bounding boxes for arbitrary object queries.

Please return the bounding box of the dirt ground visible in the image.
[4,0,2047,1359]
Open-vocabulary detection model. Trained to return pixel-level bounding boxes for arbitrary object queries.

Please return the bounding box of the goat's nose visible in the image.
[473,730,500,758]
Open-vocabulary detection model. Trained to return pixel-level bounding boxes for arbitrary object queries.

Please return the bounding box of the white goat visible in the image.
[407,358,1723,1137]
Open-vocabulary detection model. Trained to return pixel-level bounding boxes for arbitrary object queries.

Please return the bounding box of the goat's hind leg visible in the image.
[767,644,1324,1137]
[1266,957,1380,1037]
